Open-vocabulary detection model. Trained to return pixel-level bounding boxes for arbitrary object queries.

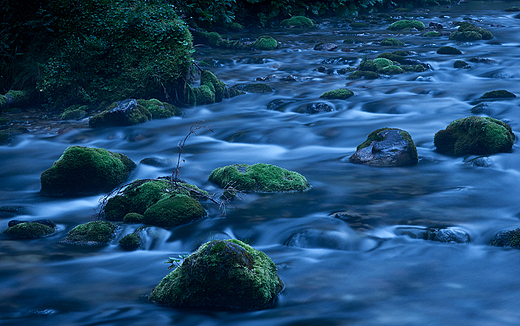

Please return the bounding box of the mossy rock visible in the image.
[387,20,425,31]
[142,195,206,227]
[454,60,469,68]
[449,31,482,41]
[40,146,136,196]
[320,89,354,100]
[450,22,493,41]
[3,222,55,239]
[149,239,284,310]
[280,16,314,28]
[379,65,404,75]
[185,70,233,106]
[358,58,393,72]
[481,90,516,99]
[434,116,514,156]
[60,221,117,245]
[89,99,152,128]
[209,163,310,192]
[490,228,520,248]
[252,36,278,51]
[423,31,442,37]
[119,233,141,251]
[104,179,208,221]
[350,128,418,166]
[232,83,274,94]
[505,6,520,12]
[350,22,369,28]
[380,38,405,46]
[347,71,379,80]
[377,52,407,64]
[123,212,144,224]
[137,99,181,119]
[0,90,32,110]
[437,46,462,55]
[61,105,89,120]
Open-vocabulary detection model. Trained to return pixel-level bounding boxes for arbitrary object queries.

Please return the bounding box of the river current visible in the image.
[2,2,520,325]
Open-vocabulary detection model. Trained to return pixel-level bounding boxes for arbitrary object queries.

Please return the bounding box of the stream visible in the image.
[2,1,520,325]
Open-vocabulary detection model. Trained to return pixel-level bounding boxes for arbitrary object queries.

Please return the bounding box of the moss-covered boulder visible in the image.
[281,16,314,28]
[149,239,284,310]
[449,22,493,41]
[434,116,514,156]
[387,20,425,31]
[104,179,208,221]
[252,36,279,50]
[209,163,310,192]
[142,195,206,227]
[3,221,55,239]
[320,89,354,100]
[347,71,379,80]
[119,232,141,251]
[61,105,89,120]
[185,70,237,106]
[437,46,462,55]
[423,31,442,37]
[123,212,144,224]
[481,90,516,99]
[0,90,32,110]
[380,65,404,75]
[377,52,407,64]
[59,221,117,245]
[490,228,520,248]
[380,38,405,46]
[349,128,418,166]
[40,146,136,196]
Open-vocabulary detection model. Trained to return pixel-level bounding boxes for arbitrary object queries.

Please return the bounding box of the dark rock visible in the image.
[3,222,55,239]
[296,102,334,114]
[314,43,338,51]
[140,157,172,167]
[396,227,470,243]
[481,90,516,99]
[490,228,520,248]
[470,103,490,114]
[232,83,274,93]
[429,22,443,29]
[267,99,300,111]
[469,57,496,64]
[454,60,469,68]
[89,99,150,128]
[350,128,418,167]
[437,46,462,55]
[464,157,491,167]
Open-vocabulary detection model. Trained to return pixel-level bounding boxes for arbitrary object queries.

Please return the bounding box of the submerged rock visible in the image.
[209,163,311,192]
[349,128,418,167]
[296,102,334,114]
[490,228,520,248]
[434,116,514,156]
[40,146,136,197]
[267,99,300,111]
[314,42,338,51]
[3,221,56,239]
[59,221,117,245]
[454,60,469,68]
[396,227,470,244]
[142,195,206,228]
[149,239,284,310]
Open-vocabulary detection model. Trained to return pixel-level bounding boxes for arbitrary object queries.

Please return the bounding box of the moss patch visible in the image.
[60,221,117,245]
[209,163,310,192]
[387,20,425,31]
[320,89,354,100]
[423,31,442,37]
[281,16,314,28]
[434,116,514,156]
[142,195,206,227]
[40,146,136,196]
[252,36,279,50]
[149,239,284,310]
[119,233,141,250]
[3,222,55,239]
[380,38,405,46]
[449,22,493,41]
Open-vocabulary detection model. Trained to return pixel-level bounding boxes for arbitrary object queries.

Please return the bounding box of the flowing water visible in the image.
[2,2,520,325]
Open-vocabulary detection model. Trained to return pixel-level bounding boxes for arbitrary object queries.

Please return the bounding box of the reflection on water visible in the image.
[2,2,520,325]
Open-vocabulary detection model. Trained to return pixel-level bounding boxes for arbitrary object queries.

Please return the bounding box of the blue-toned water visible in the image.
[2,2,520,325]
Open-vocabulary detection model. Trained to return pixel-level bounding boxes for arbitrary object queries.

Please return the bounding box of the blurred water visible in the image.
[2,2,520,325]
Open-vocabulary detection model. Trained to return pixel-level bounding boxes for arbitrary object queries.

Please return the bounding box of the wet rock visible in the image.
[281,16,314,28]
[320,89,354,100]
[209,163,310,192]
[296,102,334,114]
[314,43,338,51]
[321,57,357,65]
[252,36,278,50]
[143,195,206,228]
[347,71,379,80]
[481,90,516,99]
[490,228,520,248]
[380,38,404,46]
[423,31,442,37]
[149,239,284,310]
[267,99,300,111]
[3,221,56,239]
[470,103,490,114]
[434,116,514,156]
[454,60,469,68]
[61,105,89,120]
[231,83,274,93]
[59,221,117,245]
[387,20,425,31]
[469,57,496,64]
[437,46,462,55]
[449,22,493,41]
[119,232,141,251]
[349,128,418,167]
[139,157,172,167]
[464,157,491,167]
[429,22,444,29]
[280,75,298,82]
[396,227,470,244]
[505,6,520,12]
[40,146,136,197]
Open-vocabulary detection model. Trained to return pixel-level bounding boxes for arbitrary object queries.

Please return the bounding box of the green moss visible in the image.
[347,71,379,80]
[454,60,469,68]
[400,64,426,72]
[61,105,89,120]
[380,65,404,75]
[377,52,407,64]
[481,90,516,99]
[450,22,493,41]
[40,146,136,196]
[380,38,404,46]
[137,99,181,119]
[119,233,141,250]
[449,31,482,41]
[437,46,462,55]
[387,20,425,31]
[252,36,279,51]
[60,221,117,245]
[209,163,310,192]
[200,70,227,102]
[280,16,314,28]
[208,32,223,47]
[89,99,153,128]
[149,239,284,310]
[142,195,206,227]
[434,116,514,156]
[3,222,54,239]
[320,89,354,100]
[423,31,442,37]
[123,212,144,224]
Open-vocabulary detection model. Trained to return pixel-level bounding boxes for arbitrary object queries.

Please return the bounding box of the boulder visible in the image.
[280,16,314,28]
[490,228,520,248]
[347,71,379,80]
[142,195,206,228]
[380,38,405,46]
[454,60,469,68]
[89,99,149,128]
[313,43,338,51]
[3,221,55,239]
[231,83,274,94]
[40,146,136,196]
[209,163,311,192]
[119,232,141,251]
[434,116,514,156]
[252,36,278,50]
[481,90,516,99]
[437,46,462,55]
[320,89,354,100]
[149,239,284,310]
[350,128,418,166]
[59,221,117,245]
[449,22,493,41]
[387,20,425,31]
